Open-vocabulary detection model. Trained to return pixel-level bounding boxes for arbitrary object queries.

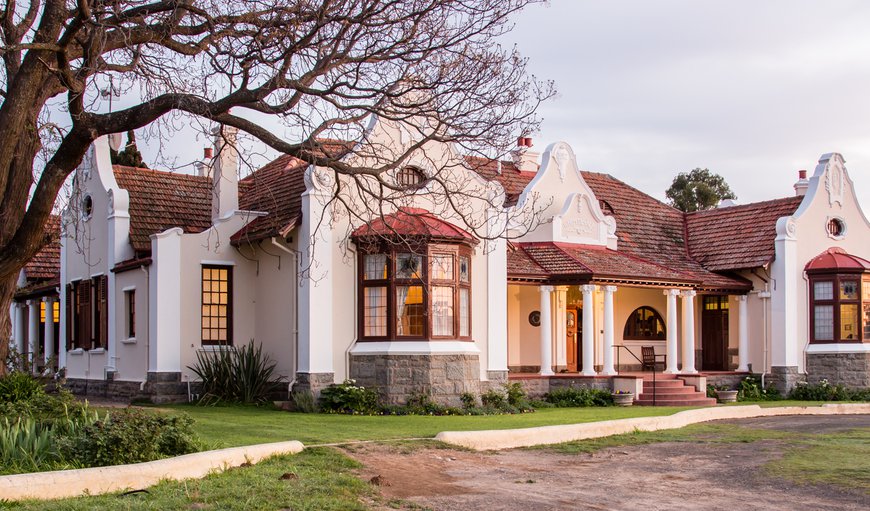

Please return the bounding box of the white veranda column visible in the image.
[538,285,555,376]
[664,289,680,374]
[554,286,568,371]
[27,299,40,373]
[581,284,596,376]
[44,297,56,367]
[681,290,698,374]
[13,302,26,356]
[737,295,749,372]
[601,285,617,375]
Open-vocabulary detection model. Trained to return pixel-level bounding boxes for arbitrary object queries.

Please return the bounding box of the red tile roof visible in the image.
[466,156,537,206]
[580,172,749,290]
[805,247,870,272]
[113,166,213,253]
[685,197,803,271]
[23,215,61,281]
[508,242,699,286]
[233,155,308,245]
[351,207,477,244]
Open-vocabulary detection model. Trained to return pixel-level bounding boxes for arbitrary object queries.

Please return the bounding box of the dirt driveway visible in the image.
[347,415,870,511]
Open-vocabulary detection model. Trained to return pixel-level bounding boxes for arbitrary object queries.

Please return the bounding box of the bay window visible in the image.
[809,275,868,343]
[359,244,472,341]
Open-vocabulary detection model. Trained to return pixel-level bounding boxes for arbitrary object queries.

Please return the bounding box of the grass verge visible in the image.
[0,448,374,511]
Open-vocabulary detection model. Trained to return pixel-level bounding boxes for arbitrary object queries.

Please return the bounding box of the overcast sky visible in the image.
[131,0,870,212]
[505,0,870,210]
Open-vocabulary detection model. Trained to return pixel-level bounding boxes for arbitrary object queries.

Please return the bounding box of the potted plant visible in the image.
[611,389,634,406]
[715,384,738,403]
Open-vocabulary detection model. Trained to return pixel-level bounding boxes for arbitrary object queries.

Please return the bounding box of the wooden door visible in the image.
[701,296,729,370]
[566,309,578,372]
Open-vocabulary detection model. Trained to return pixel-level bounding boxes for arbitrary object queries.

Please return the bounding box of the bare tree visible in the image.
[0,0,552,372]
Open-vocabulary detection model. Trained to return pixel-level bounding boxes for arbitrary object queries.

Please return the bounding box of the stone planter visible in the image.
[716,390,738,403]
[612,393,634,406]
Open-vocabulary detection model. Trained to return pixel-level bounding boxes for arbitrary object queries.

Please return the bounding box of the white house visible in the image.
[11,116,870,404]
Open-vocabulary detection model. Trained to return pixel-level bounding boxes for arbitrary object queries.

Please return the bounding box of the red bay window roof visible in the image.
[805,247,870,273]
[351,208,477,245]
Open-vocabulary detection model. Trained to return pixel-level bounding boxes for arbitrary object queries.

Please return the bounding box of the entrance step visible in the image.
[635,376,716,407]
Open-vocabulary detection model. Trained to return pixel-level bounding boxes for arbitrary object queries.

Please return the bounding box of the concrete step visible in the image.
[641,389,703,398]
[642,380,685,389]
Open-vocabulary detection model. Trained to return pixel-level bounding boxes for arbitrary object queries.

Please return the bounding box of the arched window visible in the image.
[623,306,666,340]
[396,166,427,190]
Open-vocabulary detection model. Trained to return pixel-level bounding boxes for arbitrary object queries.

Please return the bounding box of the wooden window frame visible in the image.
[357,242,472,342]
[808,272,867,344]
[623,306,667,341]
[201,265,234,346]
[125,289,136,339]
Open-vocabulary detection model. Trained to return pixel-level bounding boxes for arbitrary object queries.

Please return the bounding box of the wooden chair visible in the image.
[641,346,666,372]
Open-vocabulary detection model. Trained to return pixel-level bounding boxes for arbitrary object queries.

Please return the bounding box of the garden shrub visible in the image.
[0,371,44,403]
[61,408,199,467]
[480,388,506,408]
[544,386,613,407]
[737,376,780,401]
[292,390,319,413]
[189,340,281,404]
[460,392,477,410]
[789,379,851,401]
[319,379,380,415]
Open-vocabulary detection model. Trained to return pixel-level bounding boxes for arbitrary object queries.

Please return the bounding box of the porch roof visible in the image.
[507,241,751,291]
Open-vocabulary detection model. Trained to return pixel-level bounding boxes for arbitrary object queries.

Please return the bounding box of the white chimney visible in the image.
[794,169,809,196]
[511,137,540,173]
[196,147,213,177]
[212,126,239,221]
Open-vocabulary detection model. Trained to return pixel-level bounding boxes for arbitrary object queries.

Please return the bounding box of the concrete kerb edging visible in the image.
[0,440,304,501]
[434,403,870,451]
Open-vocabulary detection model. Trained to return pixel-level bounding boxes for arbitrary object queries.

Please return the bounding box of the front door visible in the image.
[701,296,729,371]
[566,308,580,372]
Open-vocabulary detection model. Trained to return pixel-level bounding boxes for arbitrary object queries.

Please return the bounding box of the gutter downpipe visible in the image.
[345,244,359,382]
[760,282,771,389]
[271,238,300,397]
[140,265,150,394]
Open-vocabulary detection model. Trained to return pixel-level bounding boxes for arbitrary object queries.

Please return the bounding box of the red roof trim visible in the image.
[805,247,870,272]
[351,208,478,245]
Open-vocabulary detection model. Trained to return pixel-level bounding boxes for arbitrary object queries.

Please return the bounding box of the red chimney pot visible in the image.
[204,147,214,159]
[523,137,533,147]
[798,169,807,179]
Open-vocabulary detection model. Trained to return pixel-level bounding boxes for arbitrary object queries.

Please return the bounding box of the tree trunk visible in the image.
[0,273,17,377]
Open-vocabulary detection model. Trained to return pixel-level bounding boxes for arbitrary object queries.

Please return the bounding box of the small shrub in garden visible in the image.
[0,371,44,403]
[319,379,380,414]
[480,388,506,408]
[292,390,319,413]
[189,340,281,404]
[61,408,199,467]
[544,386,613,407]
[737,376,780,401]
[789,379,850,401]
[460,392,477,409]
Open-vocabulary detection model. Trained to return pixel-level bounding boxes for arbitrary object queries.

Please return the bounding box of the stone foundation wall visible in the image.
[349,353,480,406]
[807,352,870,388]
[768,366,804,394]
[293,372,335,399]
[705,373,747,390]
[509,377,612,399]
[63,372,192,404]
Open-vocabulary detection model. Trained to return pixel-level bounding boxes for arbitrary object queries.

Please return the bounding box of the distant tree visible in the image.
[666,168,737,212]
[109,131,148,169]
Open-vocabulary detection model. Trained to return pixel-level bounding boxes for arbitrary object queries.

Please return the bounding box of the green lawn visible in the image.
[164,400,828,448]
[2,448,376,511]
[161,404,698,447]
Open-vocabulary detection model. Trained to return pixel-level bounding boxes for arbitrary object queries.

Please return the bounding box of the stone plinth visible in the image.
[349,353,480,406]
[807,352,870,388]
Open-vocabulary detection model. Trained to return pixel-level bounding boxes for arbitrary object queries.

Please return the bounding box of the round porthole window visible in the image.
[528,310,541,327]
[827,217,846,239]
[82,194,93,219]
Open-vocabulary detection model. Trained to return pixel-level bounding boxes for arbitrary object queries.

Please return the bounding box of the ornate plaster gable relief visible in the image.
[552,192,610,246]
[818,152,847,208]
[553,144,572,183]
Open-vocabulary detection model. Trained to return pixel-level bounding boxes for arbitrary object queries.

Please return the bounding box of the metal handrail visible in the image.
[613,345,657,405]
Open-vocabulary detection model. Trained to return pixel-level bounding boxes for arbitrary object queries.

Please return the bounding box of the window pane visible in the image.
[364,286,387,336]
[840,280,859,300]
[459,256,469,283]
[364,254,388,280]
[430,254,454,280]
[459,288,470,337]
[202,266,231,344]
[396,254,423,279]
[840,304,859,341]
[864,302,870,341]
[814,281,833,300]
[432,286,454,336]
[814,305,834,341]
[396,286,424,336]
